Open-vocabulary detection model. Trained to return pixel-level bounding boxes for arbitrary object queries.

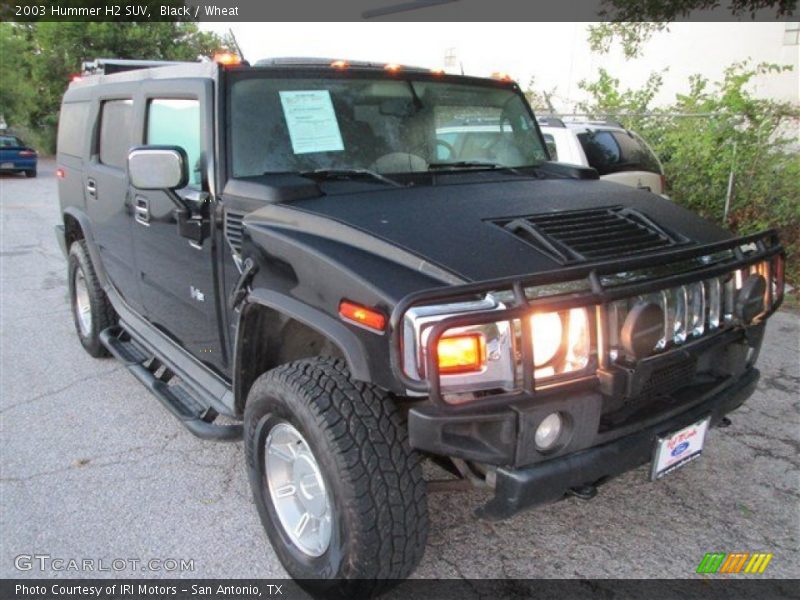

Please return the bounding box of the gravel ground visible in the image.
[1,160,798,582]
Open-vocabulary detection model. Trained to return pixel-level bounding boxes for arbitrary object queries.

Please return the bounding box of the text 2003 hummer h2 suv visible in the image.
[56,56,784,594]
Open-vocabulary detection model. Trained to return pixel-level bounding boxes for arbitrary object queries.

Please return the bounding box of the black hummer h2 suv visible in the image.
[56,57,785,594]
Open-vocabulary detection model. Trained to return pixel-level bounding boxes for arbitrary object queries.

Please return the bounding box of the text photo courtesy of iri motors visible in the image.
[0,5,798,600]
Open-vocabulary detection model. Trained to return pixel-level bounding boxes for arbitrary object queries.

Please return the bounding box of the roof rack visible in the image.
[81,58,193,76]
[562,117,626,129]
[537,117,566,128]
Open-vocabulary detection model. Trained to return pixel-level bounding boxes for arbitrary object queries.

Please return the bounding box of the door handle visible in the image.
[86,178,97,199]
[134,196,150,226]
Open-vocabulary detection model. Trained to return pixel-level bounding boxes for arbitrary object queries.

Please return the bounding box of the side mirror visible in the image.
[127,146,188,190]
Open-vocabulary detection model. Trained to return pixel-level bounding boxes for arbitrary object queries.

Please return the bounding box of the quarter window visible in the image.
[147,99,202,187]
[57,102,89,158]
[99,99,134,168]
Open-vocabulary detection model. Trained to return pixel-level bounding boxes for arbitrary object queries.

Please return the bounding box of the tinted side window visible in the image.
[99,99,134,168]
[146,99,201,187]
[578,130,660,175]
[613,132,661,174]
[57,102,89,157]
[577,131,620,175]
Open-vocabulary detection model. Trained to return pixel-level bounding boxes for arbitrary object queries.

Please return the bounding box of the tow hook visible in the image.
[568,485,598,501]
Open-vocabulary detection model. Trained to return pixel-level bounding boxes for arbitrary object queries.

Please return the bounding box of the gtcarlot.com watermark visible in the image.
[14,554,195,573]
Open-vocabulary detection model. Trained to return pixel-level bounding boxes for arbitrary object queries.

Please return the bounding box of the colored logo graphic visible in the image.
[696,552,773,574]
[671,441,690,457]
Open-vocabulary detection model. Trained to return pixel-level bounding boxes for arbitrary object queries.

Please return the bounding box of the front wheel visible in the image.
[244,358,428,597]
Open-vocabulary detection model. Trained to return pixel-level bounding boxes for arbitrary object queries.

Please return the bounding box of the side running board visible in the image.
[100,327,242,442]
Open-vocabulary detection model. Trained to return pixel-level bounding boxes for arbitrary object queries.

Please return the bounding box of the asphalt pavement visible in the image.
[1,160,798,582]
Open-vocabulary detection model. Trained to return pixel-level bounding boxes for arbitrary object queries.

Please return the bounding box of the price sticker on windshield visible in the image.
[279,90,345,155]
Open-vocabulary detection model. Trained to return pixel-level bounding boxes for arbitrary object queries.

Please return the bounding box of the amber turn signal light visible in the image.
[339,301,386,332]
[437,333,486,374]
[213,52,241,66]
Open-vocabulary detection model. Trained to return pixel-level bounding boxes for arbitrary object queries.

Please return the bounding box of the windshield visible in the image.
[229,74,547,178]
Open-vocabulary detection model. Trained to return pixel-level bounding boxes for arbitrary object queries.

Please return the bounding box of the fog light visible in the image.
[535,412,563,450]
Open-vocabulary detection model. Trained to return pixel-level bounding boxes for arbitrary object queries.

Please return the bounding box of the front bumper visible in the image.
[476,367,758,520]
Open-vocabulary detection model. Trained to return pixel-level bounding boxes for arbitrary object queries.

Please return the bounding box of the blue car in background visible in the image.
[0,134,37,177]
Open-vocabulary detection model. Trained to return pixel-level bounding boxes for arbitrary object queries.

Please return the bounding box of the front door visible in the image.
[130,80,225,373]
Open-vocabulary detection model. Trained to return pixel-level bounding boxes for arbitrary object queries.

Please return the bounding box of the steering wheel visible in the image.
[435,139,455,161]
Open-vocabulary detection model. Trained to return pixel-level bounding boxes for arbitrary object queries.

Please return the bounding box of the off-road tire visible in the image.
[244,358,428,598]
[68,240,116,357]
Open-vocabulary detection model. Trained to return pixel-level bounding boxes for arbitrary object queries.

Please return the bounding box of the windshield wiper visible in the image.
[428,161,525,175]
[299,168,405,188]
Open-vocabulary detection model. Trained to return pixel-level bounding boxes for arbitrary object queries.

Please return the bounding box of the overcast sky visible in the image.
[202,22,799,112]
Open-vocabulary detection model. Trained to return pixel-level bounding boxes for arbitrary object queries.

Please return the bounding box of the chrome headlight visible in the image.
[529,308,592,380]
[402,296,515,394]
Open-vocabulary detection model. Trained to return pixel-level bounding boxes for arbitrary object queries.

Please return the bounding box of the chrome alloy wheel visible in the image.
[73,268,92,337]
[265,422,333,557]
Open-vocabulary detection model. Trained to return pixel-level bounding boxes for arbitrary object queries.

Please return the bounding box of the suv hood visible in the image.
[269,178,731,283]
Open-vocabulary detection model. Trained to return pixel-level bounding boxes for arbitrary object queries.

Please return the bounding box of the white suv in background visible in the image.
[538,118,667,196]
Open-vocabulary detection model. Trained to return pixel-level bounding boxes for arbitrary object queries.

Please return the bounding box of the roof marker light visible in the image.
[330,60,349,69]
[384,63,402,73]
[213,52,241,66]
[491,72,514,82]
[430,68,445,76]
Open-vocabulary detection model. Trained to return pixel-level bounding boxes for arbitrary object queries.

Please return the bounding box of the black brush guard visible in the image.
[389,230,782,518]
[389,229,784,407]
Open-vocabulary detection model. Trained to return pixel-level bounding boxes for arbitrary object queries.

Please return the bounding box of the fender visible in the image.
[234,287,373,412]
[60,207,110,290]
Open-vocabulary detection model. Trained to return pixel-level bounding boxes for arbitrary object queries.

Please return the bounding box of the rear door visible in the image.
[84,91,145,313]
[129,80,225,372]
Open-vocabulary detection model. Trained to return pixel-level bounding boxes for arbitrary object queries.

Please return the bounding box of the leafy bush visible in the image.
[577,62,800,292]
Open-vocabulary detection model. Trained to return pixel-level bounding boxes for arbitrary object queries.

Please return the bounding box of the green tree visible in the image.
[0,24,35,129]
[589,0,795,58]
[0,22,227,151]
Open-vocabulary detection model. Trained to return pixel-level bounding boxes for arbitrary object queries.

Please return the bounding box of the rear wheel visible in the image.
[68,240,116,357]
[24,169,36,178]
[244,358,428,597]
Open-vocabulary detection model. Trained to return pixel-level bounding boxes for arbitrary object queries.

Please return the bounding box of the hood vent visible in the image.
[493,206,686,264]
[225,210,246,254]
